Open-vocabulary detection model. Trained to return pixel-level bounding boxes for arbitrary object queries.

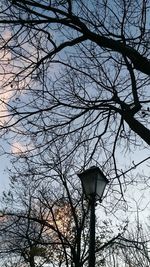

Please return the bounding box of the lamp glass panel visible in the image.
[96,178,107,198]
[81,174,97,195]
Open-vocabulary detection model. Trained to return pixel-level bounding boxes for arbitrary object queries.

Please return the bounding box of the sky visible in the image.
[0,154,9,194]
[0,0,149,217]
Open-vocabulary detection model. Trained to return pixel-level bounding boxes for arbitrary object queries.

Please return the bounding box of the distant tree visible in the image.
[0,154,124,267]
[104,217,150,267]
[1,165,150,267]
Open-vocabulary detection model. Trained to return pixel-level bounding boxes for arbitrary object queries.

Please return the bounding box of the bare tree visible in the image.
[0,152,125,267]
[0,1,149,265]
[0,0,149,203]
[1,164,150,267]
[104,217,150,267]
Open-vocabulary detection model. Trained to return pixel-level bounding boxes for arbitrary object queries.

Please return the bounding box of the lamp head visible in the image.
[78,166,109,201]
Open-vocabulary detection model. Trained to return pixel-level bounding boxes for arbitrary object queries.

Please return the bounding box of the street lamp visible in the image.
[78,166,109,267]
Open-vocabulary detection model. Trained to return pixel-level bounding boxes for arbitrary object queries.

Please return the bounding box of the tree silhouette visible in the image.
[0,1,149,265]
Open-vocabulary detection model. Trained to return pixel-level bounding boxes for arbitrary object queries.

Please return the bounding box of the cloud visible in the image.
[11,142,28,155]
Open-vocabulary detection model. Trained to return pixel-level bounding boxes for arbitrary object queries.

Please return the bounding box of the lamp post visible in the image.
[78,166,109,267]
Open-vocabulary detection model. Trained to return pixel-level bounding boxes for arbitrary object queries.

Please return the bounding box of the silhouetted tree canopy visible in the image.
[0,1,150,266]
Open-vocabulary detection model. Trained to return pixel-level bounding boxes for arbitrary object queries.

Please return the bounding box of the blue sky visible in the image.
[0,154,9,195]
